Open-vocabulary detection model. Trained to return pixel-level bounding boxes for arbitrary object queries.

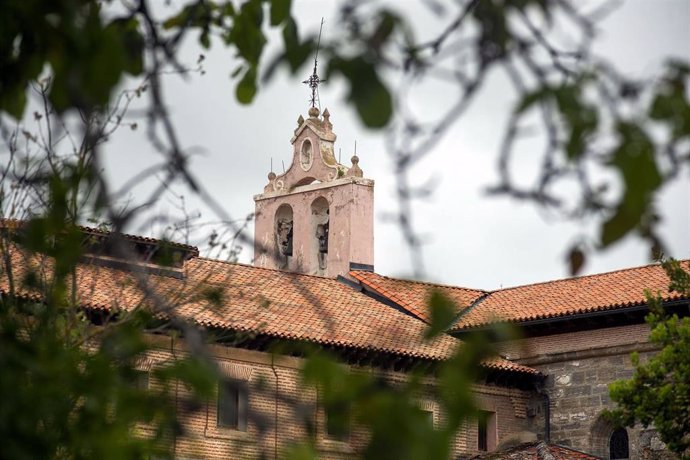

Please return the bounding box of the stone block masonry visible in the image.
[498,324,676,459]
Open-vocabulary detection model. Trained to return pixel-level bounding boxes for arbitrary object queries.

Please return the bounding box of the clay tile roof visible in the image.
[0,218,200,256]
[469,441,601,459]
[480,357,543,376]
[349,270,487,323]
[1,244,541,376]
[452,261,690,331]
[79,226,199,255]
[0,245,457,361]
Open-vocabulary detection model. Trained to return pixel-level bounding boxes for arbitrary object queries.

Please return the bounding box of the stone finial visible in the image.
[322,108,332,130]
[347,154,363,177]
[297,115,304,126]
[308,106,320,118]
[268,171,277,181]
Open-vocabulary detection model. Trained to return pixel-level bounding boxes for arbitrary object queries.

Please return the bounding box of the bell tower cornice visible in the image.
[263,107,364,194]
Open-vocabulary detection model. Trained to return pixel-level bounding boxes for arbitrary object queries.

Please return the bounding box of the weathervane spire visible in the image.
[303,18,325,109]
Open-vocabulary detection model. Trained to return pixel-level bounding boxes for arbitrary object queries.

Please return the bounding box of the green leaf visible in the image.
[554,83,597,160]
[0,87,28,120]
[601,123,662,247]
[200,28,211,49]
[515,87,552,114]
[235,67,257,104]
[228,0,266,65]
[108,17,144,76]
[162,4,196,30]
[649,61,690,141]
[370,11,398,47]
[280,18,312,73]
[285,442,318,460]
[425,291,457,339]
[270,0,292,26]
[328,57,392,128]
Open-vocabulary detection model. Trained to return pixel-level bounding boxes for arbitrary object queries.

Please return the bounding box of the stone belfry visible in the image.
[253,106,374,278]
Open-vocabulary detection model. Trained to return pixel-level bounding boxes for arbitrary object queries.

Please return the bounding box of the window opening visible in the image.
[421,409,434,428]
[128,370,149,390]
[217,380,248,431]
[610,428,629,459]
[478,411,489,451]
[476,410,497,451]
[325,402,350,442]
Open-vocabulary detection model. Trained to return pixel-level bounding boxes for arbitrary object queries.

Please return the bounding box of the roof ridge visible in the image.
[195,256,343,283]
[450,291,491,329]
[0,218,199,253]
[350,270,487,294]
[492,260,688,293]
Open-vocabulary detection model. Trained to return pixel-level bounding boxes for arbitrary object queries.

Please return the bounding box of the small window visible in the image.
[129,370,149,390]
[610,428,629,459]
[477,410,496,452]
[325,403,350,441]
[217,380,248,431]
[421,409,434,428]
[478,412,488,451]
[135,370,150,390]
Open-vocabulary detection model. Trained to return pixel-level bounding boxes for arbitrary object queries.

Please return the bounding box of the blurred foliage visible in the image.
[289,291,505,460]
[607,259,690,458]
[0,220,217,459]
[2,1,689,459]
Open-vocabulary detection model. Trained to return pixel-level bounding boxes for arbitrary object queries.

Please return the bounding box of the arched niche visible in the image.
[274,204,293,268]
[310,197,329,271]
[293,176,320,187]
[299,138,314,171]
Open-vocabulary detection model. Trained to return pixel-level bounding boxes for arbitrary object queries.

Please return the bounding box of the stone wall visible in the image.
[498,323,676,459]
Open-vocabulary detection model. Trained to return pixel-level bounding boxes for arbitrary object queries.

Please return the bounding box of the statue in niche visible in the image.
[276,219,293,257]
[316,218,329,270]
[300,139,313,170]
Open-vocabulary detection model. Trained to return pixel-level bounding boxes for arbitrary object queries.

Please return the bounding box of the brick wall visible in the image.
[144,335,532,459]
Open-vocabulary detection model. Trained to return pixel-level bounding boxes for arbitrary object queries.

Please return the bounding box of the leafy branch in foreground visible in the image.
[607,259,690,458]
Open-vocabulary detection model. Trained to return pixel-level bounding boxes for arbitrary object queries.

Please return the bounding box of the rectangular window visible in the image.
[478,411,488,451]
[477,410,496,451]
[421,409,434,428]
[128,370,149,390]
[325,403,350,441]
[217,380,248,431]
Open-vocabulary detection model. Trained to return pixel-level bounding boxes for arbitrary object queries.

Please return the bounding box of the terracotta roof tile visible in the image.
[0,245,540,376]
[469,441,600,459]
[480,357,542,376]
[0,218,199,255]
[0,245,457,361]
[349,270,486,323]
[453,262,689,330]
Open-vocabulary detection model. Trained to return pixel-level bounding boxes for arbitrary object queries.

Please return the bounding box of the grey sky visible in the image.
[101,0,690,290]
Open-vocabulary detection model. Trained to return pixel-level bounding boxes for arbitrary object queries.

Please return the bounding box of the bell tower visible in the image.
[253,107,374,278]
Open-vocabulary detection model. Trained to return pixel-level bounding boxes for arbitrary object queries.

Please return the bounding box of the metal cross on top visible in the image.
[303,18,325,108]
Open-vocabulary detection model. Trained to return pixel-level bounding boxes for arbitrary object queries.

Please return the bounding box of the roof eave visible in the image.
[451,297,690,334]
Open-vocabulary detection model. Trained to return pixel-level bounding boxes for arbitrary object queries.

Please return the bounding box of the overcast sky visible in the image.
[100,0,689,290]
